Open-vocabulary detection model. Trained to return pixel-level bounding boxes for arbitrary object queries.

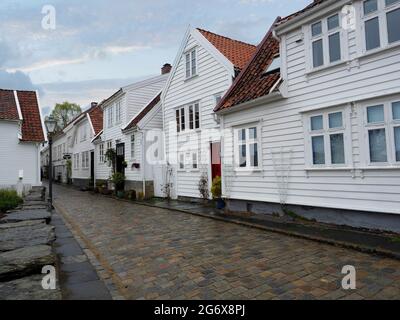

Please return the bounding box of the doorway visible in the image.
[90,151,95,185]
[116,143,125,175]
[210,142,221,180]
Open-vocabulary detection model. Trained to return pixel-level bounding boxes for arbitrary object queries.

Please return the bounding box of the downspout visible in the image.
[141,130,146,199]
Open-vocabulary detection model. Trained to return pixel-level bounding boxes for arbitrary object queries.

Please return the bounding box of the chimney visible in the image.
[161,63,172,75]
[91,102,98,109]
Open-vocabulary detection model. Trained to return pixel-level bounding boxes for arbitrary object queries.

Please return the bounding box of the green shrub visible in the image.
[211,176,222,199]
[110,172,125,192]
[0,189,23,213]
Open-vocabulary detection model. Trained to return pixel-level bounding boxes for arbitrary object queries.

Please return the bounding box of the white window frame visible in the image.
[107,106,114,128]
[81,151,89,169]
[177,150,199,172]
[305,11,348,72]
[304,106,352,169]
[80,124,87,142]
[358,0,400,55]
[233,124,262,171]
[185,47,197,79]
[115,101,122,124]
[130,134,135,159]
[176,102,201,134]
[99,143,105,163]
[360,96,400,166]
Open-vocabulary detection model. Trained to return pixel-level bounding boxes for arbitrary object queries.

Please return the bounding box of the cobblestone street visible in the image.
[54,184,400,300]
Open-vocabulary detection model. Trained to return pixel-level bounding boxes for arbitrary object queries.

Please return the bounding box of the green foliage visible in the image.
[0,189,23,213]
[105,148,117,173]
[211,176,222,199]
[198,171,209,200]
[110,172,125,191]
[51,101,81,130]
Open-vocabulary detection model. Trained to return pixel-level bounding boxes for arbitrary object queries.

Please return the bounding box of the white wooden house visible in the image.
[0,89,46,194]
[161,26,256,200]
[93,65,170,197]
[215,0,400,232]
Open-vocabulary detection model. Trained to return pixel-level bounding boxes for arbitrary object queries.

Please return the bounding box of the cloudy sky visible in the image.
[0,0,310,115]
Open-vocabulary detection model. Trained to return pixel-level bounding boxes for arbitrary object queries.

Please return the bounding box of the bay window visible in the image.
[306,109,349,167]
[361,0,400,52]
[234,125,260,170]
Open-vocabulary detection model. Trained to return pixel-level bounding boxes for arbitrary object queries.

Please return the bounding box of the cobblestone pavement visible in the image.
[53,185,400,300]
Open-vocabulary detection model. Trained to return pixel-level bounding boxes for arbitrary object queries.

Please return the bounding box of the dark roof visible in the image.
[123,93,161,131]
[0,89,45,142]
[88,105,103,135]
[197,28,257,70]
[278,0,327,26]
[0,89,19,121]
[215,18,282,112]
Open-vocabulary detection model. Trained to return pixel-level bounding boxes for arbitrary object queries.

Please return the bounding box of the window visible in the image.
[235,126,260,169]
[115,101,122,124]
[177,151,198,171]
[364,99,400,164]
[106,140,112,152]
[178,153,185,170]
[361,0,400,52]
[310,13,342,69]
[74,154,79,170]
[265,55,281,73]
[107,106,114,128]
[307,110,348,166]
[131,134,135,159]
[99,143,105,163]
[58,145,62,160]
[176,103,200,133]
[185,48,197,78]
[81,151,89,169]
[81,124,87,142]
[192,152,198,170]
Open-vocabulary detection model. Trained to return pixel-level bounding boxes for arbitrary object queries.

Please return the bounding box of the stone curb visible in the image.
[53,202,127,300]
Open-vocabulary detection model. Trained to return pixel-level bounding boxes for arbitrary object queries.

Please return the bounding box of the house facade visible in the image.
[162,27,256,200]
[0,89,46,194]
[215,0,400,232]
[94,65,170,197]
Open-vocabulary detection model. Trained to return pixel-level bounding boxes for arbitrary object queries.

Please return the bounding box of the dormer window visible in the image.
[308,13,342,70]
[265,55,281,74]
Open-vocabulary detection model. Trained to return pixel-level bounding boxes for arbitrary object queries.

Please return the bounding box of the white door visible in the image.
[153,164,166,198]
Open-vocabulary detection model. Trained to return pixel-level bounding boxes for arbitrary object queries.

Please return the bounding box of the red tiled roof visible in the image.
[278,0,326,25]
[88,105,103,135]
[197,29,257,70]
[215,18,282,112]
[123,93,161,131]
[0,89,19,121]
[17,91,45,142]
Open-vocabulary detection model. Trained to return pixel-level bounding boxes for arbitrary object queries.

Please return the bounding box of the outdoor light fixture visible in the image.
[44,115,57,211]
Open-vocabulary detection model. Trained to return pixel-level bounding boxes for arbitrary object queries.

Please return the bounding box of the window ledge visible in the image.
[305,60,349,77]
[305,166,352,171]
[184,74,199,83]
[359,165,400,170]
[357,41,400,62]
[234,168,263,174]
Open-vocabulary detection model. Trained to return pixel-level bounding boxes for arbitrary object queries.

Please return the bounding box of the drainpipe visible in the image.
[141,130,146,199]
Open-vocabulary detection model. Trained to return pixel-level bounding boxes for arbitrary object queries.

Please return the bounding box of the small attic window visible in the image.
[265,55,281,74]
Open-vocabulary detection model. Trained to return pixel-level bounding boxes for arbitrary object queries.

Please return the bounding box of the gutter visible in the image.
[216,91,282,116]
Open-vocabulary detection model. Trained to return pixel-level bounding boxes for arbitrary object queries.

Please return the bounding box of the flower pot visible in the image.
[117,191,125,198]
[216,198,225,210]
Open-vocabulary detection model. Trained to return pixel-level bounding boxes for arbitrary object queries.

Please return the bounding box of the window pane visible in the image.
[181,108,185,131]
[312,136,325,164]
[312,39,324,67]
[367,105,384,123]
[329,112,343,128]
[250,143,259,167]
[330,134,345,164]
[239,145,246,167]
[393,101,400,120]
[185,54,190,78]
[191,50,197,75]
[329,32,341,62]
[387,8,400,43]
[176,110,180,132]
[238,129,246,142]
[192,153,198,169]
[189,106,194,130]
[312,21,322,36]
[311,115,323,131]
[249,127,257,139]
[364,0,378,14]
[395,127,400,161]
[195,104,200,129]
[365,17,380,50]
[386,0,400,5]
[328,14,340,30]
[369,129,387,162]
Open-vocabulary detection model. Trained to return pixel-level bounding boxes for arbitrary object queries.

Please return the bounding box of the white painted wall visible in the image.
[220,3,400,215]
[0,121,41,189]
[72,117,94,181]
[163,31,234,199]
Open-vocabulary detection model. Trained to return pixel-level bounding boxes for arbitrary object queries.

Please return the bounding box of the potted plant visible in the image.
[211,176,225,209]
[110,172,125,198]
[122,160,128,169]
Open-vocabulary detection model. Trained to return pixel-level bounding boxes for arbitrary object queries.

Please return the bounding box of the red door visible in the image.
[211,142,221,180]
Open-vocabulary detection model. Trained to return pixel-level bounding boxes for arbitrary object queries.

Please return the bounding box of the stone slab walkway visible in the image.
[53,184,400,300]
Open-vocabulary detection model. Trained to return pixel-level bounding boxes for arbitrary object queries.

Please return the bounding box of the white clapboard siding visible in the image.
[163,32,233,198]
[221,22,400,215]
[72,117,94,181]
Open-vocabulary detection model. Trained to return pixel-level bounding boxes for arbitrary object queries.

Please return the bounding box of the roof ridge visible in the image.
[196,28,256,48]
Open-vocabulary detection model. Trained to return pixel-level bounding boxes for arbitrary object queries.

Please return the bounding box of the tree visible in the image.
[51,102,81,129]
